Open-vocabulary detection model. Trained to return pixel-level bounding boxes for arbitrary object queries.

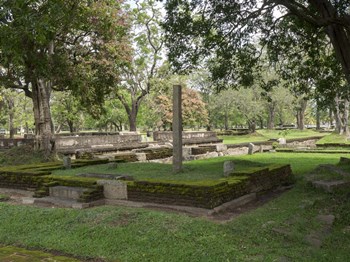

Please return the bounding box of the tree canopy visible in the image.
[0,0,129,154]
[163,0,350,89]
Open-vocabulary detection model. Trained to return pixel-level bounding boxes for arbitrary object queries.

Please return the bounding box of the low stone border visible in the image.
[126,165,293,209]
[104,193,257,217]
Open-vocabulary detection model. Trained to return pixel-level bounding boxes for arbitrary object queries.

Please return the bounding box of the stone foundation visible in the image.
[153,131,223,145]
[127,165,293,209]
[0,138,34,149]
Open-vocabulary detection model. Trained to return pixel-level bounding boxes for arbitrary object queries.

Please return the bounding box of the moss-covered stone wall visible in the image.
[0,159,108,202]
[127,165,293,209]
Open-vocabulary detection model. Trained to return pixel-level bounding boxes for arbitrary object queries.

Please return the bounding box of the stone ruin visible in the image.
[55,131,236,161]
[54,132,145,155]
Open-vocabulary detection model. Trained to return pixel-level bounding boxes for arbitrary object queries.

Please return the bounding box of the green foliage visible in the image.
[115,0,165,131]
[0,89,34,135]
[51,92,83,133]
[0,0,130,132]
[278,129,290,138]
[83,97,128,132]
[163,1,350,88]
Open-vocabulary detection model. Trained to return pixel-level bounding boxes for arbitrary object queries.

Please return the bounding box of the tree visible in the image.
[0,88,34,137]
[188,69,216,130]
[311,47,350,134]
[154,87,209,130]
[90,98,129,132]
[232,87,265,133]
[208,89,237,130]
[0,0,129,155]
[163,1,350,92]
[116,0,164,131]
[0,89,15,138]
[263,85,295,129]
[51,92,83,133]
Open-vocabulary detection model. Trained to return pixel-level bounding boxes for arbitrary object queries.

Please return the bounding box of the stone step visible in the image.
[49,186,89,200]
[312,180,350,192]
[23,196,104,209]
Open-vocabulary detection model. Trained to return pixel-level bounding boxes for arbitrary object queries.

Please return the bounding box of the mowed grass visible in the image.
[1,153,350,261]
[316,132,350,145]
[52,153,342,180]
[52,158,268,181]
[220,129,325,144]
[0,246,79,261]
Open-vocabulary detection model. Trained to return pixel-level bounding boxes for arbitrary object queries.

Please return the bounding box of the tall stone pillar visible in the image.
[173,85,182,173]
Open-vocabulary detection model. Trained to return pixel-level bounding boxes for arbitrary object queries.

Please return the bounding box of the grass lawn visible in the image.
[220,129,325,144]
[0,246,79,261]
[316,132,350,145]
[52,152,343,181]
[1,153,350,261]
[219,132,268,144]
[52,158,269,181]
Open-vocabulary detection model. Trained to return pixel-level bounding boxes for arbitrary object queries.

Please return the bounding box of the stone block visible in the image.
[227,147,248,155]
[49,186,88,200]
[63,156,71,169]
[278,138,287,145]
[216,144,227,152]
[339,157,350,164]
[206,152,219,158]
[316,214,335,225]
[248,143,254,155]
[97,180,127,200]
[312,180,350,192]
[136,153,147,162]
[182,147,192,160]
[259,146,263,153]
[77,173,122,179]
[223,161,234,177]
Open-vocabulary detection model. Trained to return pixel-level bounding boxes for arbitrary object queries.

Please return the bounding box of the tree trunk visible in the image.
[248,119,256,133]
[296,113,300,130]
[259,116,264,129]
[296,99,307,130]
[329,109,334,127]
[343,99,350,136]
[118,96,140,132]
[128,110,137,132]
[55,124,62,134]
[298,111,305,130]
[267,104,275,129]
[206,109,212,131]
[316,105,321,130]
[224,110,229,130]
[32,79,54,157]
[334,105,342,134]
[7,97,15,139]
[67,120,74,133]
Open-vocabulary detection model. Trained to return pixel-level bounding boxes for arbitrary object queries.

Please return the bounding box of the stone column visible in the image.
[63,156,71,169]
[173,85,183,173]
